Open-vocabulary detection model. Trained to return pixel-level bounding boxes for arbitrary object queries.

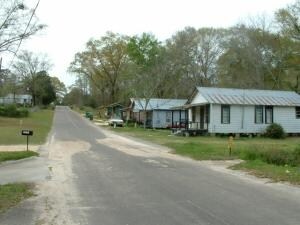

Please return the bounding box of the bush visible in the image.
[265,123,285,139]
[17,108,29,117]
[0,106,5,116]
[241,145,300,167]
[5,104,18,117]
[261,149,291,166]
[291,146,300,166]
[0,105,29,118]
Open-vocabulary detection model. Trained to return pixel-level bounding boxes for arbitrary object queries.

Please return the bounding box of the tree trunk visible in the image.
[32,94,36,106]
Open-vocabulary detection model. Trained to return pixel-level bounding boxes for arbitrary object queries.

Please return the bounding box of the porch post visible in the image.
[210,104,213,134]
[179,109,182,127]
[139,111,141,123]
[186,109,189,130]
[171,110,174,127]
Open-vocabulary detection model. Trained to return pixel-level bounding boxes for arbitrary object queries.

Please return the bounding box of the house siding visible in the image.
[275,106,300,133]
[191,92,208,105]
[0,94,32,105]
[209,104,300,133]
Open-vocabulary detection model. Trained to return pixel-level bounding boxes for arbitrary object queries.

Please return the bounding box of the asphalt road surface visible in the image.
[1,106,300,225]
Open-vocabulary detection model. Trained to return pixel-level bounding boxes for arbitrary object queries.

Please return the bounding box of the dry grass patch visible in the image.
[0,183,34,213]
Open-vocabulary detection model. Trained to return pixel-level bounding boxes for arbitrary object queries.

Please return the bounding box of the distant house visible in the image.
[128,98,188,128]
[183,87,300,135]
[0,94,32,105]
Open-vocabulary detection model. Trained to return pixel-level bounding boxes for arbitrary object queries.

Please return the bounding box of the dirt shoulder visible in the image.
[0,145,40,152]
[98,127,300,192]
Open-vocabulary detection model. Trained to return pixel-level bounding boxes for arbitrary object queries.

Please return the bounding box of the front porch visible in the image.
[171,104,210,136]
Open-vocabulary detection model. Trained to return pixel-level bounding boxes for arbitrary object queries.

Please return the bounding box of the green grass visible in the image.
[231,160,300,185]
[0,183,34,213]
[0,151,38,163]
[108,126,300,184]
[0,109,54,145]
[110,126,300,159]
[167,142,237,160]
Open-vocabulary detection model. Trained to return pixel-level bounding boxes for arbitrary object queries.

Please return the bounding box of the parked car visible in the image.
[108,117,124,127]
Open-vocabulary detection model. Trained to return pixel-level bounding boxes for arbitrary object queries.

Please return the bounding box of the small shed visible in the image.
[105,103,124,118]
[130,98,188,128]
[184,87,300,135]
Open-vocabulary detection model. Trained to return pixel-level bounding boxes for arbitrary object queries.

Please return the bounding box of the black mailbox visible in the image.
[21,130,33,136]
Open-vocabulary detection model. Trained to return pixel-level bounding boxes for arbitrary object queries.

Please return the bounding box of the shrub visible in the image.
[17,108,29,117]
[241,145,300,167]
[5,104,18,117]
[0,106,5,116]
[265,123,285,139]
[261,149,291,166]
[291,146,300,166]
[0,105,29,118]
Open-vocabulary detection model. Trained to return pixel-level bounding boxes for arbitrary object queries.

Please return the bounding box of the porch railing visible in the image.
[171,121,208,130]
[188,122,208,130]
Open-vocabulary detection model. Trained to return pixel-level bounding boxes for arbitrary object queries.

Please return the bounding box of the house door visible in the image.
[200,106,205,129]
[146,111,153,127]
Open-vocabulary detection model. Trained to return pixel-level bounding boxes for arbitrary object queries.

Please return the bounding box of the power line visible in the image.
[8,0,41,69]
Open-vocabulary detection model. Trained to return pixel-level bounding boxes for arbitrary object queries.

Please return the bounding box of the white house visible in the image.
[0,94,32,105]
[184,87,300,135]
[129,98,188,128]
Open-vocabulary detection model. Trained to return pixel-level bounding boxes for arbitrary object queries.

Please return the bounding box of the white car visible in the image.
[108,118,124,127]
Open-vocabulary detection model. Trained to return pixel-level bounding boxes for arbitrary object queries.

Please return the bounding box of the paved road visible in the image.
[1,106,300,225]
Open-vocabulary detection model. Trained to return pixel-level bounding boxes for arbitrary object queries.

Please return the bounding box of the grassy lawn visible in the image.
[0,109,54,145]
[231,160,300,185]
[0,151,38,163]
[108,126,300,184]
[0,109,50,213]
[0,183,34,213]
[109,126,299,159]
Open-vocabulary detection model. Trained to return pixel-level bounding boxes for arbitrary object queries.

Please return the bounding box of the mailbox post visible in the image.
[21,130,33,151]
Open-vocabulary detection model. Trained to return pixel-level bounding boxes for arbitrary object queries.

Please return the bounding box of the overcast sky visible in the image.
[8,0,296,87]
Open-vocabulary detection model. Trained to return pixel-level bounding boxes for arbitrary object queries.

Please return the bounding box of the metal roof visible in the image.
[105,102,123,108]
[132,98,187,111]
[196,87,300,106]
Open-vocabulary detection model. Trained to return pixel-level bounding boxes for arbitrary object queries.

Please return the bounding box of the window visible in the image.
[265,106,273,124]
[166,111,171,123]
[255,106,263,124]
[221,105,230,124]
[296,107,300,119]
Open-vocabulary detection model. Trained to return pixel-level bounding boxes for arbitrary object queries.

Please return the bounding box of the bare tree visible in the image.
[0,0,45,54]
[13,50,51,105]
[166,27,227,90]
